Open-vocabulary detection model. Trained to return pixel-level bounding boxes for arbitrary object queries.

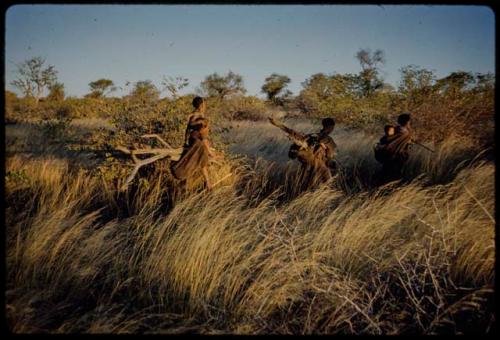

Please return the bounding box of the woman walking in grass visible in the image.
[171,96,217,190]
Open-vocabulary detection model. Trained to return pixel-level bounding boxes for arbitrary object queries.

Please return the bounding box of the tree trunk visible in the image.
[35,86,43,106]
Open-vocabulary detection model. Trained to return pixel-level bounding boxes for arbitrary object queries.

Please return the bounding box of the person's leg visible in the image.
[201,166,212,191]
[297,164,310,193]
[395,159,405,180]
[327,159,338,176]
[317,164,332,185]
[385,161,400,182]
[379,162,391,184]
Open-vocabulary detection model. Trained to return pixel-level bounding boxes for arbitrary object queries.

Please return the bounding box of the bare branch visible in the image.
[116,138,224,191]
[116,144,183,191]
[120,152,171,191]
[211,173,232,187]
[141,134,171,148]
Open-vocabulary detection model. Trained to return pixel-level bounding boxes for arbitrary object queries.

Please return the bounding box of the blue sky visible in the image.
[5,5,495,98]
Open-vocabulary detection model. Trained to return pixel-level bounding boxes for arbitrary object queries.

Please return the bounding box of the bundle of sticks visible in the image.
[116,134,230,191]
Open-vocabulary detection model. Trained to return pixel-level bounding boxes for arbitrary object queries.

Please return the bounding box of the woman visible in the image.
[171,96,216,190]
[381,113,413,182]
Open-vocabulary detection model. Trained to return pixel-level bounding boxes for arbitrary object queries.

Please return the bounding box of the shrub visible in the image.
[209,96,269,121]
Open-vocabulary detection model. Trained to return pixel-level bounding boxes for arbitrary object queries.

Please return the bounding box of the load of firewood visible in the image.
[116,134,229,191]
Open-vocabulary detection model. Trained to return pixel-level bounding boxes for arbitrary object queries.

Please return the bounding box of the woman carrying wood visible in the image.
[171,96,217,190]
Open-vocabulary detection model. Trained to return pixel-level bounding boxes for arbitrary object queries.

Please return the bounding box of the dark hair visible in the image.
[397,113,411,126]
[384,125,395,134]
[192,96,205,109]
[322,117,336,129]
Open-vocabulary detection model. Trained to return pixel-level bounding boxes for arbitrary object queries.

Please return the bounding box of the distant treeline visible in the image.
[6,49,494,147]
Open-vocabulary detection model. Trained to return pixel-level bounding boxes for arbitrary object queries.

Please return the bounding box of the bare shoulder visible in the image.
[190,113,207,123]
[187,114,195,123]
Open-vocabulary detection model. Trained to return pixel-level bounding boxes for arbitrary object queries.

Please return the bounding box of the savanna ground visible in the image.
[4,89,496,334]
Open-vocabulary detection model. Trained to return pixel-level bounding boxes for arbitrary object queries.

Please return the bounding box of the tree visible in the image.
[297,72,361,115]
[300,72,361,100]
[355,48,385,97]
[261,73,291,104]
[87,78,116,98]
[398,65,435,110]
[435,71,475,96]
[398,65,436,108]
[161,76,189,99]
[300,73,331,99]
[129,80,160,103]
[10,56,58,104]
[474,72,494,91]
[47,82,65,101]
[398,65,435,95]
[380,83,396,93]
[199,71,246,99]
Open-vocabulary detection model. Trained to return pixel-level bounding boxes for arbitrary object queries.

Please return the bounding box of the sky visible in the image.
[4,4,495,98]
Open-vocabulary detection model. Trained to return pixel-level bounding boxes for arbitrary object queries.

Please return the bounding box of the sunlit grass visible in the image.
[5,121,494,334]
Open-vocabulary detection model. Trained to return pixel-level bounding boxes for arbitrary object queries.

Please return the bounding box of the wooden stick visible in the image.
[116,144,183,191]
[116,134,225,191]
[116,145,183,157]
[211,173,232,188]
[268,117,309,149]
[120,152,172,191]
[413,141,435,153]
[141,134,172,148]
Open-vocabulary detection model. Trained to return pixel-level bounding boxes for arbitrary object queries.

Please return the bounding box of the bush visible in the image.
[111,97,189,147]
[209,96,269,121]
[296,70,494,147]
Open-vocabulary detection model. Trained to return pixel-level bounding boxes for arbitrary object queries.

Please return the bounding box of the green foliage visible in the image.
[401,72,494,146]
[208,95,268,121]
[5,91,20,123]
[398,65,436,110]
[5,169,29,184]
[111,97,189,147]
[296,62,494,145]
[296,72,393,127]
[473,72,495,92]
[161,76,189,99]
[5,90,18,101]
[84,97,195,187]
[36,113,74,142]
[5,95,124,123]
[87,79,116,98]
[261,73,292,105]
[356,48,385,96]
[10,56,58,103]
[127,80,160,104]
[199,71,246,99]
[47,82,66,101]
[5,57,494,149]
[435,71,476,97]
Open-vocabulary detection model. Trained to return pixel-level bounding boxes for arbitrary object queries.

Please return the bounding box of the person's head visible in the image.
[384,125,395,136]
[397,113,411,127]
[321,117,336,134]
[192,96,206,113]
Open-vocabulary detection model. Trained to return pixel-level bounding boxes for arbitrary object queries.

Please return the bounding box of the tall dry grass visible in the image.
[5,121,495,334]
